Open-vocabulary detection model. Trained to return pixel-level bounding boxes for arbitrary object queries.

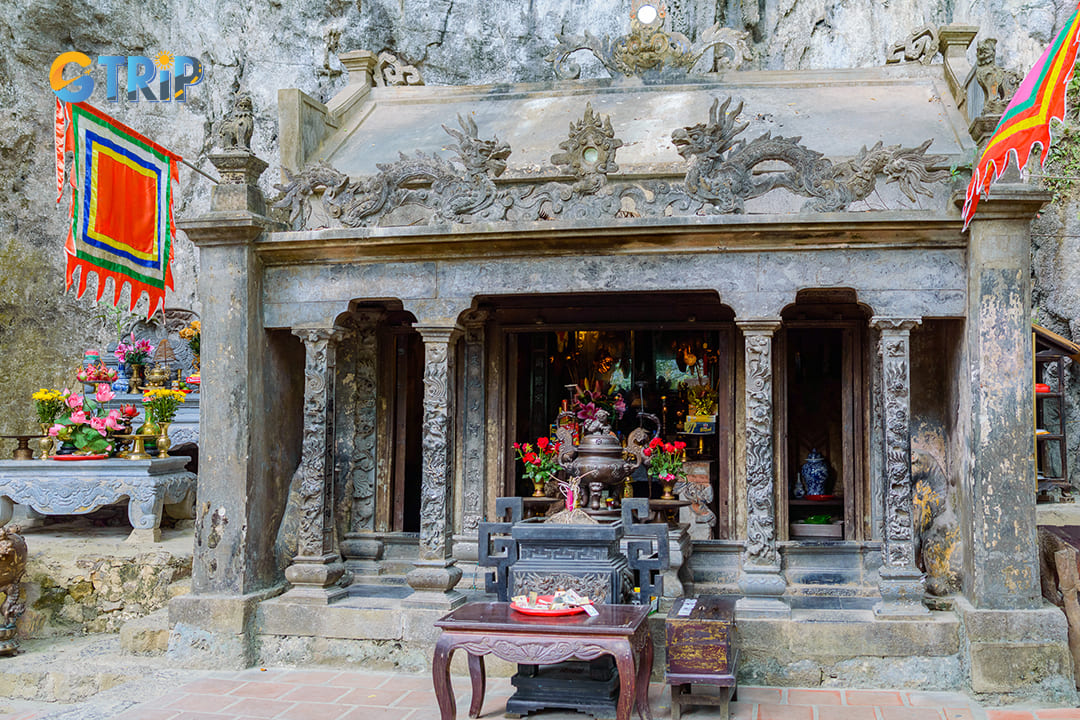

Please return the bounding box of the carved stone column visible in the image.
[283,327,347,603]
[404,326,465,609]
[339,311,385,580]
[871,317,928,618]
[453,310,489,563]
[735,320,789,617]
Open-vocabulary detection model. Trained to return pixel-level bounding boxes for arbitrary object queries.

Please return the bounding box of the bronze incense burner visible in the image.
[556,409,649,511]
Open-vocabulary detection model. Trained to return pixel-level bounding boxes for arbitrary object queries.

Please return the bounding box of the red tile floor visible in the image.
[2,668,1077,720]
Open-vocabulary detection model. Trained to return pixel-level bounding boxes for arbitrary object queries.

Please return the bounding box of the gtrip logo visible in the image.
[50,51,203,103]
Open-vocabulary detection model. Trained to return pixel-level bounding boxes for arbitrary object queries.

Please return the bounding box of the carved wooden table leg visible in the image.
[634,627,654,720]
[611,640,637,720]
[467,652,486,718]
[432,634,457,720]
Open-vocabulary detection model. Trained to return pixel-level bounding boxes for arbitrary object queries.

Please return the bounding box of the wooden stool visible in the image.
[665,596,738,720]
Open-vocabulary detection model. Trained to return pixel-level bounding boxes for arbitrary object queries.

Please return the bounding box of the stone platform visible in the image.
[13,522,193,641]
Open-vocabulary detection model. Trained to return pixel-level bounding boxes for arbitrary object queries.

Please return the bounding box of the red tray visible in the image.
[805,494,837,501]
[52,454,108,461]
[511,595,587,616]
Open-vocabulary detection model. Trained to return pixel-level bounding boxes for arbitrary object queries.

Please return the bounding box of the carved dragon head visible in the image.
[672,97,748,161]
[442,114,512,179]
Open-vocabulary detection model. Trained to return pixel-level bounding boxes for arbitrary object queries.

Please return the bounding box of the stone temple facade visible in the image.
[169,22,1076,702]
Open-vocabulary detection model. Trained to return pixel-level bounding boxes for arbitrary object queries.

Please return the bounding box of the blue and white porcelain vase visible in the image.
[112,363,129,393]
[800,449,829,497]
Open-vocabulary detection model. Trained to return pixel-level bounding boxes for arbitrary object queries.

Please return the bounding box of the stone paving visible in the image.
[1,667,1077,720]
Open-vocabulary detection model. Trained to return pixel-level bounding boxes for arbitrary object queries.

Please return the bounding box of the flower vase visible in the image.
[156,422,172,458]
[659,476,676,500]
[531,476,545,497]
[38,424,55,460]
[112,363,129,393]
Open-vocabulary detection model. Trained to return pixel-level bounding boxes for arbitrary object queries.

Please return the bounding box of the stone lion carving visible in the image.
[218,96,255,151]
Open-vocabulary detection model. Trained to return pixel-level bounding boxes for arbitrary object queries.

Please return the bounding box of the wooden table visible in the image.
[432,602,653,720]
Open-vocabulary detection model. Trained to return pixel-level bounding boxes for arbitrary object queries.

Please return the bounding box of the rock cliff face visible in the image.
[0,0,1077,477]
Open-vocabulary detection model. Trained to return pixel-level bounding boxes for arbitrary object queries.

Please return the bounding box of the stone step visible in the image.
[0,634,204,709]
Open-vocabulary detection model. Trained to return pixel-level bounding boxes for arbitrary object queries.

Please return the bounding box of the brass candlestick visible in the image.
[114,434,154,460]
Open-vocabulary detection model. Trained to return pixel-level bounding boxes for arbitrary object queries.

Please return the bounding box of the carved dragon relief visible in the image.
[274,98,949,231]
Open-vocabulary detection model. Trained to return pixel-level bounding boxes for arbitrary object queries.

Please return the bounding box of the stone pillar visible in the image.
[964,186,1048,610]
[170,151,284,668]
[453,310,489,563]
[735,320,789,617]
[870,317,928,618]
[340,311,385,580]
[282,327,347,603]
[404,326,465,609]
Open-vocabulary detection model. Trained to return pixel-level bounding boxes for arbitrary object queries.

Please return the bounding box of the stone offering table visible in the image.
[0,457,195,543]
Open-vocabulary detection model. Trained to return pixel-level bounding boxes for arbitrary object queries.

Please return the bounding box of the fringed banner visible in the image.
[962,6,1080,229]
[59,102,180,318]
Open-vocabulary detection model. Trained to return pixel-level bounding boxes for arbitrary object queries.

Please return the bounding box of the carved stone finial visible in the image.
[975,38,1021,117]
[545,5,751,80]
[551,103,623,194]
[216,95,255,152]
[375,51,424,87]
[886,24,940,65]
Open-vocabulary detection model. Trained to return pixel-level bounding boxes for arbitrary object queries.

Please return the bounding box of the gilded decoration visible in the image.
[274,98,948,230]
[544,1,752,79]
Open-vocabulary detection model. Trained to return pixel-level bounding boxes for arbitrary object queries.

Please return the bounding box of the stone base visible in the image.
[403,559,465,609]
[875,568,929,618]
[282,553,347,604]
[957,596,1078,703]
[452,532,480,563]
[737,564,790,617]
[341,533,386,584]
[167,586,284,669]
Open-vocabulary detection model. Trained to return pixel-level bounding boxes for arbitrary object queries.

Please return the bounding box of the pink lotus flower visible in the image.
[105,409,124,431]
[48,424,61,437]
[65,394,84,410]
[89,416,107,435]
[70,410,88,424]
[95,384,115,403]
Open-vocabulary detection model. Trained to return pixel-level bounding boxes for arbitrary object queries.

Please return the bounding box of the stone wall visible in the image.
[1,0,1077,474]
[15,526,192,639]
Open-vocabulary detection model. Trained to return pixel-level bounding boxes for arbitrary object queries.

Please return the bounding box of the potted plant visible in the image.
[32,388,66,459]
[141,388,187,457]
[46,384,124,456]
[114,334,155,392]
[644,437,687,500]
[513,436,562,497]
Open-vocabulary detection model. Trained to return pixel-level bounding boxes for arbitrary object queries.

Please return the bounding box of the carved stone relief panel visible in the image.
[740,321,780,568]
[460,310,489,534]
[871,317,921,572]
[350,311,382,533]
[418,327,457,560]
[293,327,343,558]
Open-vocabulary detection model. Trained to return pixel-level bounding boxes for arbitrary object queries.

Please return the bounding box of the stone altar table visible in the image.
[0,457,196,543]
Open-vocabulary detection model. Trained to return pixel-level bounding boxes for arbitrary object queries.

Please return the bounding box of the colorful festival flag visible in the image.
[962,6,1080,229]
[55,102,180,318]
